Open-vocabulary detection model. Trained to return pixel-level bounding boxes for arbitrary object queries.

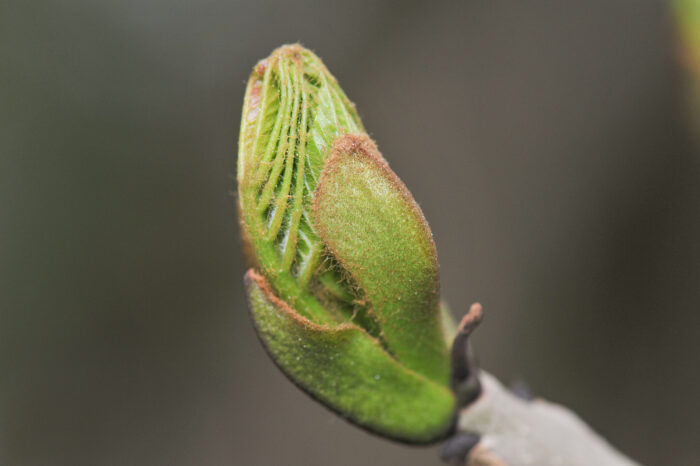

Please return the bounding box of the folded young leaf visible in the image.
[313,134,449,385]
[245,270,456,443]
[238,44,455,444]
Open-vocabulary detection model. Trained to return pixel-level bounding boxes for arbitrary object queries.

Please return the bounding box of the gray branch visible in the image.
[456,372,640,466]
[446,304,641,466]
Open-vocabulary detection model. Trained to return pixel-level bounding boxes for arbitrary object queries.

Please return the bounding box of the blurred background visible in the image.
[2,1,699,465]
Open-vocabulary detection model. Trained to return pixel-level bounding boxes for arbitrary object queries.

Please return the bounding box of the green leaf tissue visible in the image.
[237,44,456,444]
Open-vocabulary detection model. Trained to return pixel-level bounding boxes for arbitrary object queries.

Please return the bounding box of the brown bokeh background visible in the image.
[2,1,699,465]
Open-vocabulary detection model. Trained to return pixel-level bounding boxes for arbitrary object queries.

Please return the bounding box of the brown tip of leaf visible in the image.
[450,303,483,407]
[250,44,306,80]
[270,43,305,65]
[329,133,384,164]
[458,303,484,337]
